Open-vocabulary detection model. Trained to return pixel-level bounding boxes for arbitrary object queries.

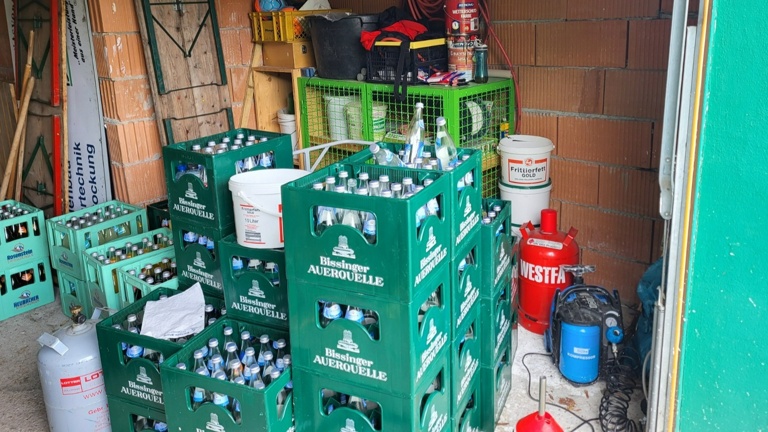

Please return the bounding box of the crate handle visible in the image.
[236,191,282,218]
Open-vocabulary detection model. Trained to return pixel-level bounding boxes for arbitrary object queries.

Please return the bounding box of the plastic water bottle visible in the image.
[404,103,426,163]
[369,143,406,167]
[368,180,381,197]
[378,175,390,192]
[320,302,342,327]
[358,172,369,190]
[435,117,458,170]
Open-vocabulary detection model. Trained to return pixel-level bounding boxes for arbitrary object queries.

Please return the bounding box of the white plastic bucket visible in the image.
[371,103,387,141]
[499,179,552,230]
[277,108,298,153]
[497,135,554,187]
[324,95,357,140]
[345,102,364,140]
[229,169,310,248]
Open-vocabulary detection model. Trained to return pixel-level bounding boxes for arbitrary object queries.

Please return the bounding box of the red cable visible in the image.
[478,0,522,134]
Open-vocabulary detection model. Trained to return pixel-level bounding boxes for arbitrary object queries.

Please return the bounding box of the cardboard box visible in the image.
[263,42,315,69]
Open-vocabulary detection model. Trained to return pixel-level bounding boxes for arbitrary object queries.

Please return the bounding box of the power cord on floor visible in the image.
[521,352,598,432]
[599,352,641,432]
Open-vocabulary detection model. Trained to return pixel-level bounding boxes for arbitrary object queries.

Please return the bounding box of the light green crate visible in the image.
[57,271,92,319]
[0,257,54,321]
[0,199,48,268]
[46,200,149,279]
[117,249,179,308]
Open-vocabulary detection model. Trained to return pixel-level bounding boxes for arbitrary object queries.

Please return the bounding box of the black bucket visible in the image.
[309,13,379,80]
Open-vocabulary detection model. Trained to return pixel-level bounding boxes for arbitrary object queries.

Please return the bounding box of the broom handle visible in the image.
[0,77,35,198]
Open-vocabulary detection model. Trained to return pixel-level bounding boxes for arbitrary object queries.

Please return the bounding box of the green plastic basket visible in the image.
[479,283,514,367]
[146,199,171,231]
[452,383,483,431]
[172,220,225,295]
[96,288,225,410]
[282,163,451,301]
[83,228,174,315]
[479,199,514,298]
[107,395,167,432]
[219,234,288,329]
[450,236,482,339]
[163,129,294,232]
[0,257,54,321]
[293,356,451,432]
[117,249,180,308]
[46,200,149,279]
[0,199,48,268]
[57,271,92,319]
[160,318,293,432]
[288,266,450,396]
[478,340,513,431]
[450,313,480,415]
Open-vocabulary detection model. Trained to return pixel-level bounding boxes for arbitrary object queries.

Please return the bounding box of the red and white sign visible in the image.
[60,369,104,396]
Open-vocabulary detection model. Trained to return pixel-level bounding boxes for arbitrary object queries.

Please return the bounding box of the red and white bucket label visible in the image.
[507,157,549,185]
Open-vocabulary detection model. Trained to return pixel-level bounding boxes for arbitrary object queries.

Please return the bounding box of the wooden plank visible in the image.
[252,70,292,133]
[0,84,15,180]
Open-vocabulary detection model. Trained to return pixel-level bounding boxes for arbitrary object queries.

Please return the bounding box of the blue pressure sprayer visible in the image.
[545,265,624,385]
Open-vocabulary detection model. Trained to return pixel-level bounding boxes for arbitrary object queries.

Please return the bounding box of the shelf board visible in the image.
[254,65,301,74]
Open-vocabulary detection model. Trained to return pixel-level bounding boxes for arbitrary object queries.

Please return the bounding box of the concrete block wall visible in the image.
[86,0,258,206]
[487,0,699,301]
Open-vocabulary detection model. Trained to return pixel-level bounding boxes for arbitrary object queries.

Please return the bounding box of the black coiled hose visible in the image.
[599,354,640,432]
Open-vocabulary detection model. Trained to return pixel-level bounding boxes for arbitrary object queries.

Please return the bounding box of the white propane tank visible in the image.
[38,305,111,431]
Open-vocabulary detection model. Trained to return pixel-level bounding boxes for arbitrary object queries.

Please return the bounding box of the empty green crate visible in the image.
[160,318,293,432]
[0,200,48,267]
[480,283,513,367]
[163,129,293,232]
[283,163,451,301]
[220,234,288,328]
[173,221,226,295]
[479,199,514,297]
[288,266,450,396]
[57,271,93,319]
[450,312,480,415]
[46,200,149,279]
[83,228,174,315]
[0,257,54,320]
[451,235,481,338]
[293,356,451,432]
[452,383,485,432]
[339,144,483,260]
[146,200,171,230]
[96,288,225,410]
[107,395,167,432]
[117,249,180,308]
[479,339,513,431]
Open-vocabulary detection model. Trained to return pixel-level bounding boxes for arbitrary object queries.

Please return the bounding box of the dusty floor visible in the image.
[7,295,644,431]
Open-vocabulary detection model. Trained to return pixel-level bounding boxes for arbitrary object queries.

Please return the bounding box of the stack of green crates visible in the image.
[82,228,174,317]
[338,144,485,430]
[96,287,225,431]
[478,198,518,430]
[47,200,149,318]
[283,163,456,431]
[0,200,54,320]
[162,129,294,296]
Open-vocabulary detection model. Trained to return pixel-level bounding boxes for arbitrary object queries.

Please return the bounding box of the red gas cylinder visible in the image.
[518,209,579,334]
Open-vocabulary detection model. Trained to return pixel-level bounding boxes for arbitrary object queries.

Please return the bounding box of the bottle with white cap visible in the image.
[404,102,426,163]
[435,116,459,170]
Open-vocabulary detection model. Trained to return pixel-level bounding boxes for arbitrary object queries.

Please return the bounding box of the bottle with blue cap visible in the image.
[206,338,222,371]
[274,339,287,361]
[211,372,229,410]
[262,351,276,379]
[242,348,257,382]
[369,143,406,167]
[192,367,211,409]
[277,379,293,417]
[345,305,364,323]
[320,302,342,327]
[404,103,426,163]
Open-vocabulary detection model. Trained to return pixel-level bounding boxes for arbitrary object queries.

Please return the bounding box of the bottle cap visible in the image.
[223,326,233,336]
[254,380,265,390]
[540,208,558,234]
[271,370,281,379]
[259,334,270,344]
[415,102,424,109]
[381,190,393,198]
[229,359,242,370]
[194,367,208,377]
[283,355,292,366]
[334,186,346,193]
[211,354,223,365]
[226,342,237,352]
[208,338,218,348]
[193,349,204,359]
[234,376,246,385]
[250,364,261,374]
[245,347,256,356]
[369,143,380,153]
[359,172,369,180]
[356,188,369,196]
[436,116,446,126]
[241,331,251,340]
[208,318,217,326]
[264,351,274,361]
[205,304,214,312]
[312,183,323,190]
[176,363,187,370]
[379,174,389,182]
[325,176,336,184]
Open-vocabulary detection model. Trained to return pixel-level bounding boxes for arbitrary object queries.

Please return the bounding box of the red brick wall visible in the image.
[488,0,698,301]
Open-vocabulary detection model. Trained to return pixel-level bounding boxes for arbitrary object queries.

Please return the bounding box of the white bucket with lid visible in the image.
[497,135,554,187]
[229,169,309,248]
[324,95,357,140]
[499,179,552,235]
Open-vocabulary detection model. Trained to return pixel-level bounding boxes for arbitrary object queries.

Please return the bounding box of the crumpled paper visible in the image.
[140,283,205,339]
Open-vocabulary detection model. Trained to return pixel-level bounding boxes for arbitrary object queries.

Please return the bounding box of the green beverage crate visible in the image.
[452,383,484,432]
[220,234,288,328]
[146,200,171,230]
[47,200,149,279]
[96,288,225,410]
[163,129,293,232]
[479,339,513,431]
[480,282,514,367]
[107,395,167,432]
[1,257,54,320]
[83,228,174,315]
[450,311,480,415]
[117,249,179,308]
[339,144,483,260]
[0,200,48,267]
[451,235,481,338]
[288,266,450,396]
[293,355,451,432]
[479,199,514,297]
[283,163,451,301]
[57,271,93,319]
[173,221,226,295]
[160,318,293,432]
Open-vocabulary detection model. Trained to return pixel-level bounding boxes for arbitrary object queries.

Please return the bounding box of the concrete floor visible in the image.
[11,296,643,431]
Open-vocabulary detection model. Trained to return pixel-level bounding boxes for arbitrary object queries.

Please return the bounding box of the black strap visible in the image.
[374,32,411,101]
